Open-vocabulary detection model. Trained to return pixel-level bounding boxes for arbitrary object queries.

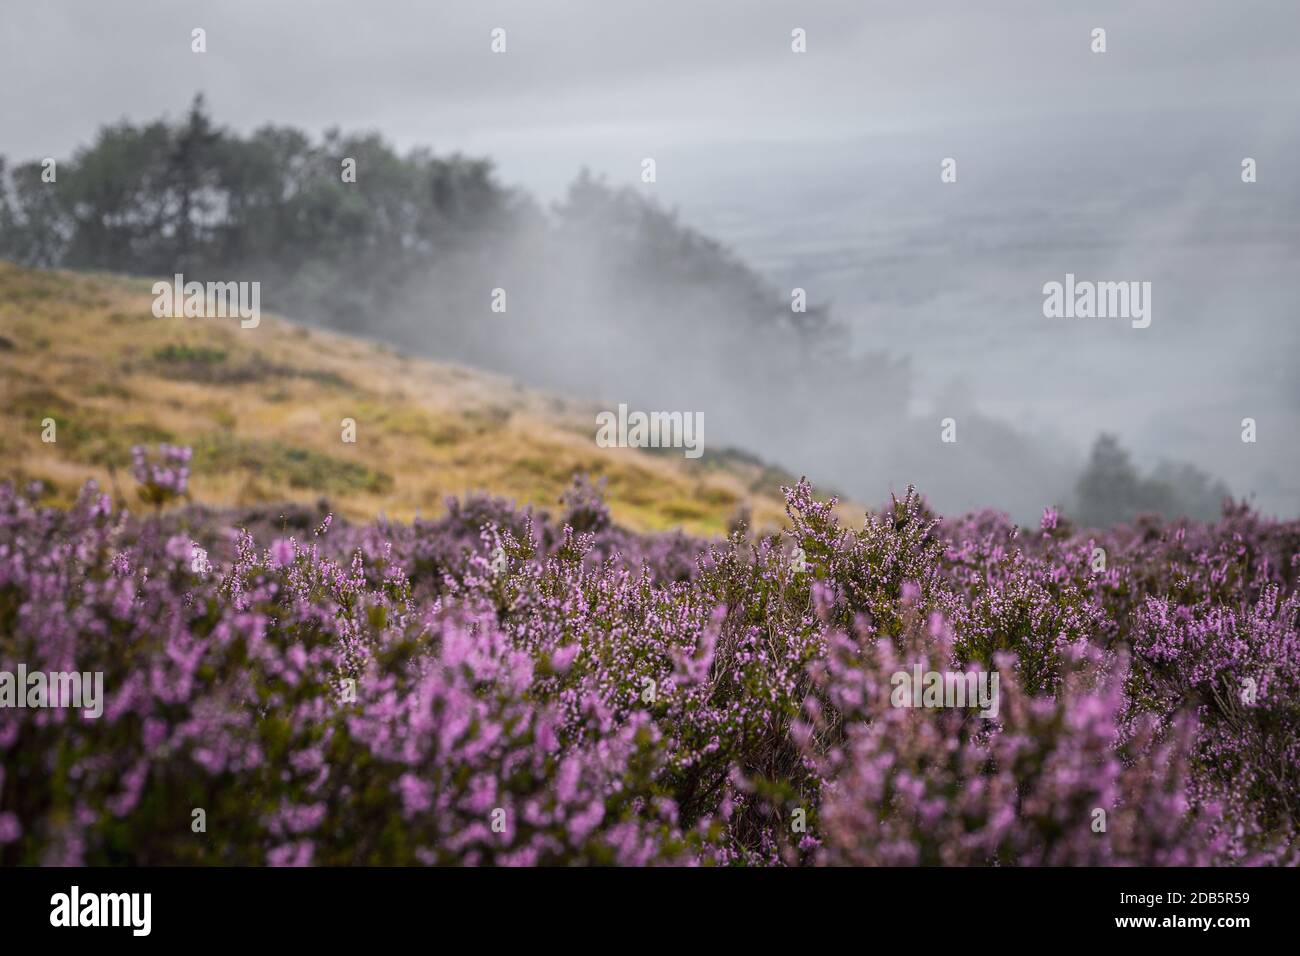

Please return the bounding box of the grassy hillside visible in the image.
[0,262,800,534]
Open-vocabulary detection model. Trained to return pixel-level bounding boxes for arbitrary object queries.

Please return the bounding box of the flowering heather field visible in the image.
[1,450,1297,866]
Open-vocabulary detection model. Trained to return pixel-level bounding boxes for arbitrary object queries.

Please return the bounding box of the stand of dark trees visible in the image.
[1074,434,1232,528]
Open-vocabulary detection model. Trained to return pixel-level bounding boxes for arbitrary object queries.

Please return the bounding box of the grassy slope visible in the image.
[0,262,800,534]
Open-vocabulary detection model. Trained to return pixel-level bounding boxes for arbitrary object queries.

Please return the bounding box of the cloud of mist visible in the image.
[360,173,1081,521]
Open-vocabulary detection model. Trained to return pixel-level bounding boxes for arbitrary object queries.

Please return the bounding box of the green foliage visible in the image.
[0,95,523,332]
[193,432,393,495]
[152,344,228,365]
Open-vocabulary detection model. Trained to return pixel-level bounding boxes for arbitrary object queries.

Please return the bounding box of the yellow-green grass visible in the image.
[0,261,804,535]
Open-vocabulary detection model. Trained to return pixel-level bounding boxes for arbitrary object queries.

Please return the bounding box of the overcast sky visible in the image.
[4,1,1297,195]
[3,1,1298,515]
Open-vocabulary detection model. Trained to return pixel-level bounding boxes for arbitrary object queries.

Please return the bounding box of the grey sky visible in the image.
[5,1,1296,193]
[3,1,1298,516]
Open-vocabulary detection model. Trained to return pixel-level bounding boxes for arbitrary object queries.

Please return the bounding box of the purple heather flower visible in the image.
[1041,506,1059,531]
[0,475,1291,866]
[269,538,296,568]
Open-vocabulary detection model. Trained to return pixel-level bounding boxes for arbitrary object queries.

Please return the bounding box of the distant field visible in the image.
[0,262,799,534]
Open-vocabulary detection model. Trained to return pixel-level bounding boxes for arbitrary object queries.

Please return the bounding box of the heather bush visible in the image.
[807,611,1219,865]
[1129,587,1300,857]
[129,443,190,509]
[0,466,1296,865]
